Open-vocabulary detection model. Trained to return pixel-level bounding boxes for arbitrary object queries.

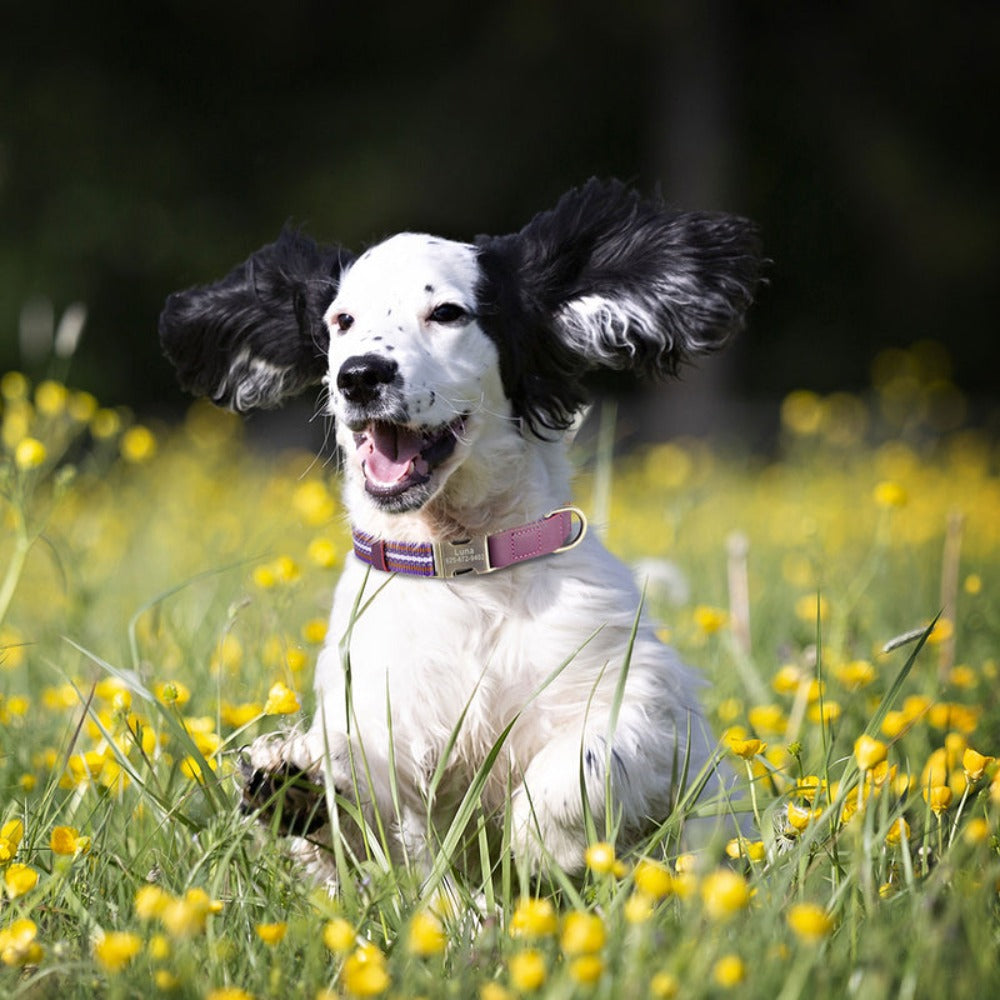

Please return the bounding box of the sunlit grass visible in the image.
[1,344,999,999]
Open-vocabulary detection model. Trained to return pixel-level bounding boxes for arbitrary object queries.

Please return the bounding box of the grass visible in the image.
[1,347,999,1000]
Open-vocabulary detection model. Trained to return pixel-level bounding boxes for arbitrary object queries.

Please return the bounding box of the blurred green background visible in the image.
[1,0,997,429]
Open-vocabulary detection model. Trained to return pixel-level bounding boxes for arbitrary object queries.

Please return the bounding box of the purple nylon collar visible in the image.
[352,506,587,578]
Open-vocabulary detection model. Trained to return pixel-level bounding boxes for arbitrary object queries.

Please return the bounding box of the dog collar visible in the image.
[351,506,587,578]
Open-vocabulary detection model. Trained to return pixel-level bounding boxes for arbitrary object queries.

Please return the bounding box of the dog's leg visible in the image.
[508,733,627,875]
[239,728,377,884]
[239,730,334,836]
[508,709,733,873]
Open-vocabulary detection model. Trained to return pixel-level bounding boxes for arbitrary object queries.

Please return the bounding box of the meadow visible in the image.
[1,342,998,999]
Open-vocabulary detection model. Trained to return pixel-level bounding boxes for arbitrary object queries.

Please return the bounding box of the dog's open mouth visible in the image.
[354,416,466,498]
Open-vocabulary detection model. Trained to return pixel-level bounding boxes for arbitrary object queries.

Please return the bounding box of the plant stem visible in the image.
[0,523,32,630]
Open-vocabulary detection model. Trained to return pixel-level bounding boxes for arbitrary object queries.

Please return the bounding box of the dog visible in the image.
[159,179,762,880]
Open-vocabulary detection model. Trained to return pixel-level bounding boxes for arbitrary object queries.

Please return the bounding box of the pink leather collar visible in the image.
[352,506,587,578]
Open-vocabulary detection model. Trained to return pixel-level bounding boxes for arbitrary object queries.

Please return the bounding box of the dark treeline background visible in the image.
[1,0,997,437]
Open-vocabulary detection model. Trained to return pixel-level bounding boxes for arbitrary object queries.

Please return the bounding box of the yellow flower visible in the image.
[508,949,547,992]
[712,954,746,988]
[1,626,27,670]
[901,694,932,721]
[772,663,807,694]
[854,735,888,771]
[120,425,157,463]
[840,795,863,826]
[206,990,255,1000]
[323,917,356,953]
[963,747,994,782]
[155,680,191,706]
[1,818,24,850]
[964,817,990,845]
[650,971,680,998]
[407,910,446,957]
[263,681,301,716]
[794,775,826,804]
[0,918,44,966]
[560,911,605,956]
[584,841,617,875]
[926,618,954,647]
[480,984,515,1000]
[160,887,223,936]
[963,573,982,595]
[716,697,742,723]
[307,537,340,568]
[747,703,786,734]
[781,389,824,435]
[786,902,834,943]
[693,605,728,635]
[50,825,91,856]
[948,665,977,689]
[873,480,907,508]
[14,437,47,470]
[221,701,264,727]
[728,736,766,760]
[4,863,38,897]
[273,555,301,584]
[510,897,558,939]
[568,954,604,985]
[91,407,122,439]
[633,859,674,900]
[341,942,390,996]
[153,970,179,991]
[921,747,949,788]
[808,700,841,724]
[93,931,142,972]
[301,618,328,645]
[0,371,29,400]
[293,480,336,525]
[68,390,98,422]
[924,785,953,814]
[700,869,750,920]
[786,802,821,833]
[149,933,170,959]
[794,594,829,624]
[35,379,68,415]
[674,852,698,874]
[834,660,876,690]
[623,892,654,924]
[884,817,910,847]
[212,634,244,673]
[286,647,308,672]
[255,922,287,945]
[724,838,766,863]
[110,689,132,714]
[881,710,910,739]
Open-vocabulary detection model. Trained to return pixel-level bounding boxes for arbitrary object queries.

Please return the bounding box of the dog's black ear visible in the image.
[476,179,763,433]
[159,228,354,411]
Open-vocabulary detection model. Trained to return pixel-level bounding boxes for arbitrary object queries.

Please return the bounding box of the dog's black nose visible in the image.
[337,354,399,406]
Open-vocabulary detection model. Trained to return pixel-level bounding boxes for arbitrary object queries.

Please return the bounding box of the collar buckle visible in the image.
[431,534,494,577]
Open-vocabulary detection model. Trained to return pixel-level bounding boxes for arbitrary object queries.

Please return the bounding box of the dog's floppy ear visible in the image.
[159,228,353,411]
[476,179,763,433]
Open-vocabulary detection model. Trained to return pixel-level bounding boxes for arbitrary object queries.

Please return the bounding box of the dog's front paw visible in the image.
[238,733,331,837]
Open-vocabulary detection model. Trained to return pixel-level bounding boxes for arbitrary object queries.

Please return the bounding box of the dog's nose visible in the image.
[336,354,399,406]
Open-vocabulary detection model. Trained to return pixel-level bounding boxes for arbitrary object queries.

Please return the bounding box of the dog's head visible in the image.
[160,180,763,518]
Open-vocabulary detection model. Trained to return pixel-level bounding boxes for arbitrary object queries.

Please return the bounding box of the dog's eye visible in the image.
[428,303,469,325]
[334,312,355,333]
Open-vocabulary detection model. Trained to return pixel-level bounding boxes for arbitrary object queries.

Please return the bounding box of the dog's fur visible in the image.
[160,180,762,878]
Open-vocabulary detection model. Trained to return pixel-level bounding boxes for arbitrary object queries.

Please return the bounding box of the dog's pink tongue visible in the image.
[362,424,426,485]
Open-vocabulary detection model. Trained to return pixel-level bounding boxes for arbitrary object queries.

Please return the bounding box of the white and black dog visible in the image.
[159,179,762,879]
